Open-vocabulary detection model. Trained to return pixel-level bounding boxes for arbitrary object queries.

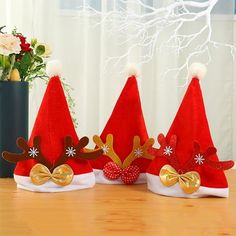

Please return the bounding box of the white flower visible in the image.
[66,147,76,157]
[101,145,109,154]
[194,154,205,165]
[134,148,143,157]
[163,146,173,156]
[28,147,39,158]
[0,34,21,56]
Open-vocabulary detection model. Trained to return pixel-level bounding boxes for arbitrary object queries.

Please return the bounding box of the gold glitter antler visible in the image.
[122,136,154,169]
[93,134,122,167]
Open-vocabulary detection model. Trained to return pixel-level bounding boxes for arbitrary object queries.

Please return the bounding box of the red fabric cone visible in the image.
[14,76,92,176]
[91,76,150,172]
[148,77,228,188]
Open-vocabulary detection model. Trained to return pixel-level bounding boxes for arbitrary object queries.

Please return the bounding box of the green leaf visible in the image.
[0,25,6,33]
[34,55,43,63]
[12,27,18,35]
[35,45,45,55]
[0,56,11,69]
[31,38,37,48]
[0,55,3,67]
[14,52,32,79]
[30,64,45,74]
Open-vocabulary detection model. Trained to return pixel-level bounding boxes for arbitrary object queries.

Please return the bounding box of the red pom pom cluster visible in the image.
[103,162,140,185]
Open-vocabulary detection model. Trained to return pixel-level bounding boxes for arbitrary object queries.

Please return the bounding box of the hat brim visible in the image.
[14,172,95,192]
[93,168,147,184]
[146,173,229,198]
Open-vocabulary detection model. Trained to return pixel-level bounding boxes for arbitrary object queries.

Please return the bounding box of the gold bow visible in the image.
[159,164,200,194]
[30,164,74,186]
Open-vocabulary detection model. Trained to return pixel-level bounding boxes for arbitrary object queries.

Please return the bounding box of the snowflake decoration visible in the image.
[28,147,39,158]
[194,154,205,165]
[101,145,109,155]
[134,148,143,157]
[163,146,173,156]
[66,147,76,157]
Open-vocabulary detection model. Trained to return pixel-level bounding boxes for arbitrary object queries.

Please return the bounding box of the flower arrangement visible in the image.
[0,26,77,127]
[0,26,51,81]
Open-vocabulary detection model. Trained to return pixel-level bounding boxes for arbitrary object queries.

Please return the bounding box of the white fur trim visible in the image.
[93,169,147,184]
[46,60,62,78]
[126,64,141,78]
[146,173,229,198]
[14,172,95,192]
[189,63,207,80]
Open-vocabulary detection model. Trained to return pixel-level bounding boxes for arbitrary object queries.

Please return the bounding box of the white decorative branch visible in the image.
[76,0,235,83]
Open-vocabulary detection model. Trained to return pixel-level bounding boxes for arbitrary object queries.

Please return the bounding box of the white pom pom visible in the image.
[126,63,141,77]
[189,63,207,80]
[46,60,62,78]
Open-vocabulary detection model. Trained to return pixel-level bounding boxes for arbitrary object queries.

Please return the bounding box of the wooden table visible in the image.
[0,171,235,236]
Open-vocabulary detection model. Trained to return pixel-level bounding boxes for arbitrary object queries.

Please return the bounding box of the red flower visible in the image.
[16,34,31,52]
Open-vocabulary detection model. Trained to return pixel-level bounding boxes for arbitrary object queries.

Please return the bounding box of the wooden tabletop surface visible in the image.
[0,170,235,236]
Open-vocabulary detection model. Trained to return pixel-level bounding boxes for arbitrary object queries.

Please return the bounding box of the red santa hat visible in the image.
[90,66,154,184]
[147,63,234,198]
[2,60,102,192]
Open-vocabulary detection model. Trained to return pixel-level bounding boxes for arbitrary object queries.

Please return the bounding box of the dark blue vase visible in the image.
[0,81,28,177]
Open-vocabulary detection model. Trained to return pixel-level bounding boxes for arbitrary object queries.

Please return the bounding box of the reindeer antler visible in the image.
[182,141,234,172]
[93,134,122,167]
[2,137,29,163]
[153,133,180,170]
[54,136,104,168]
[2,136,51,169]
[122,136,154,169]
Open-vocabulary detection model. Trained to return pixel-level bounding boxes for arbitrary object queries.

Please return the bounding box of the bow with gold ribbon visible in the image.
[159,164,200,194]
[30,164,74,186]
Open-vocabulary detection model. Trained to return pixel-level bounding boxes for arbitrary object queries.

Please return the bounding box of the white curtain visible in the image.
[0,0,235,162]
